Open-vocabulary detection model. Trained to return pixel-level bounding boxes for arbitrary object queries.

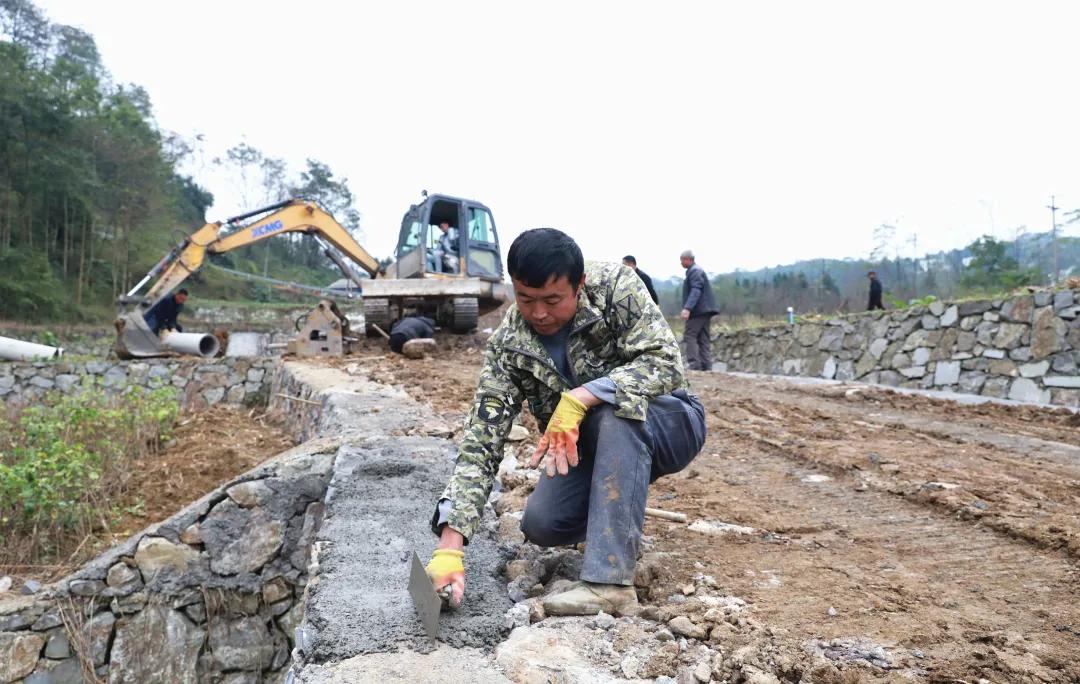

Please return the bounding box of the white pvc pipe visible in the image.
[0,335,64,361]
[161,332,220,358]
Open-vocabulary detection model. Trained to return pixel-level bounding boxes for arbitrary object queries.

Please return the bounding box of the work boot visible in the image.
[543,581,639,617]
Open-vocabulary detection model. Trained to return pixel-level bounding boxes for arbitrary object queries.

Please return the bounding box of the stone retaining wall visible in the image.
[0,357,279,409]
[0,364,336,684]
[187,303,363,332]
[711,288,1080,408]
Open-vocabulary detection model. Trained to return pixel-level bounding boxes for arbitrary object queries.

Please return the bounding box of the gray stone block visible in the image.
[822,357,837,380]
[1008,378,1048,403]
[1018,361,1050,378]
[1044,376,1080,388]
[1031,307,1067,359]
[209,616,273,671]
[1000,296,1034,323]
[940,305,959,327]
[1050,353,1077,374]
[982,377,1009,398]
[1049,389,1080,407]
[934,361,961,386]
[1053,290,1074,311]
[868,337,888,359]
[958,372,986,394]
[960,315,982,331]
[109,607,203,683]
[993,323,1026,349]
[1009,347,1033,362]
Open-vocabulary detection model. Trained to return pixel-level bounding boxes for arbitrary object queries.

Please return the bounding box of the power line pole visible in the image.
[907,233,918,297]
[1047,195,1059,285]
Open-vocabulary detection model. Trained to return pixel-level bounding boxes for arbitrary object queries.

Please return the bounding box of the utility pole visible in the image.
[1013,225,1027,268]
[1047,195,1059,285]
[908,234,918,297]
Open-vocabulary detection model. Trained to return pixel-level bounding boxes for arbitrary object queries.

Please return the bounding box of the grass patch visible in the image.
[0,386,179,570]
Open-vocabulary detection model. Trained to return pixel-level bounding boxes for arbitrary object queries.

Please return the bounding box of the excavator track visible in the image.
[364,298,392,337]
[450,297,479,333]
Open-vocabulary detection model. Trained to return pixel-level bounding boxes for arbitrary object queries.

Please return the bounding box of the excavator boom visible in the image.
[117,199,380,358]
[140,199,379,307]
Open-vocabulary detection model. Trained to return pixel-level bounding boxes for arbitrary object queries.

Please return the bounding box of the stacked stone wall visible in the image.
[187,303,363,332]
[0,363,335,684]
[0,357,278,409]
[711,289,1080,408]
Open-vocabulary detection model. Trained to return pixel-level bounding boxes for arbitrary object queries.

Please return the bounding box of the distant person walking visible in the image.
[679,250,719,370]
[622,255,659,304]
[867,271,885,311]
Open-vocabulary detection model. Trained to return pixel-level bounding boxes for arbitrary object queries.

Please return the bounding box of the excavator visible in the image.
[361,191,507,335]
[115,193,507,358]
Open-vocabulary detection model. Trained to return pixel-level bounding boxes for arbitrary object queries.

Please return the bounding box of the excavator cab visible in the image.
[361,193,506,335]
[394,194,502,282]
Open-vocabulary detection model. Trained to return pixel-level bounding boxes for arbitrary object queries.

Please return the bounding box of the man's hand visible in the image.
[530,391,589,477]
[680,308,691,321]
[425,548,465,609]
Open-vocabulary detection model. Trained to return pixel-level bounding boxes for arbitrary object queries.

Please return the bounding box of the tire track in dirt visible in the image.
[648,429,1080,682]
[698,378,1080,559]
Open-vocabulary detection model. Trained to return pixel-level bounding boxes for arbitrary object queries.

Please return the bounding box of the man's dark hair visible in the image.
[177,288,189,296]
[507,228,584,288]
[622,255,637,266]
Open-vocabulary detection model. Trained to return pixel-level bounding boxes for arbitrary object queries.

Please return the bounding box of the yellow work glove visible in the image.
[425,549,465,608]
[530,392,588,477]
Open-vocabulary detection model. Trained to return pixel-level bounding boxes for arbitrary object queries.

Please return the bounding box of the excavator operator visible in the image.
[430,222,459,273]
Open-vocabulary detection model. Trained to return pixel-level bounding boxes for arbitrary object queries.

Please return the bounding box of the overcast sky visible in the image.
[34,0,1080,279]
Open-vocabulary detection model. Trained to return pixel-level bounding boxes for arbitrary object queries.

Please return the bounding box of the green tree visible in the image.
[961,235,1038,292]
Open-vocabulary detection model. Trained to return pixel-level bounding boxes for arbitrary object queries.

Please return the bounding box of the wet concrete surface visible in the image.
[299,435,513,665]
[297,645,513,683]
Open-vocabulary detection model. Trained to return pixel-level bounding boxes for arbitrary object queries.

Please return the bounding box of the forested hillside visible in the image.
[0,0,363,322]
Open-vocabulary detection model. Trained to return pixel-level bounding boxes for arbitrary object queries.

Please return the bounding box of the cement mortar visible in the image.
[296,645,511,683]
[300,436,512,663]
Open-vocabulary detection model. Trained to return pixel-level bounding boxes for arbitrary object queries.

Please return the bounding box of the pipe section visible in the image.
[161,331,220,358]
[0,335,64,361]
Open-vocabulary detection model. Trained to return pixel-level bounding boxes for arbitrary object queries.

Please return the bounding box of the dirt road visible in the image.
[350,338,1080,682]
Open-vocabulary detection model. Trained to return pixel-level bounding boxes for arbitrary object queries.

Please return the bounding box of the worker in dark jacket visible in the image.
[622,255,659,304]
[679,250,719,371]
[388,315,436,354]
[143,289,188,335]
[867,271,885,311]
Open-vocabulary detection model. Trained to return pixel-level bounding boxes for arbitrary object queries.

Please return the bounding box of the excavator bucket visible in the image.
[115,312,167,359]
[115,312,221,359]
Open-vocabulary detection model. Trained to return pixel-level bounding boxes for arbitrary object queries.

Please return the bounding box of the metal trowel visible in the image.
[408,552,449,640]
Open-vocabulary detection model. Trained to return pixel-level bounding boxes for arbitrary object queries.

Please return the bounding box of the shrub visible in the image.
[0,385,178,564]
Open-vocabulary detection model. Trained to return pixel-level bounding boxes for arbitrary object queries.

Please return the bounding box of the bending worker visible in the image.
[388,315,435,354]
[426,228,706,616]
[143,288,188,335]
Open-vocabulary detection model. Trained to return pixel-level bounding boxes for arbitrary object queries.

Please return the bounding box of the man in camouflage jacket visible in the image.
[426,228,707,616]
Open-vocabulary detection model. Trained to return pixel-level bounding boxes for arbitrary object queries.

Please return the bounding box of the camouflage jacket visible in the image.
[434,261,688,541]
